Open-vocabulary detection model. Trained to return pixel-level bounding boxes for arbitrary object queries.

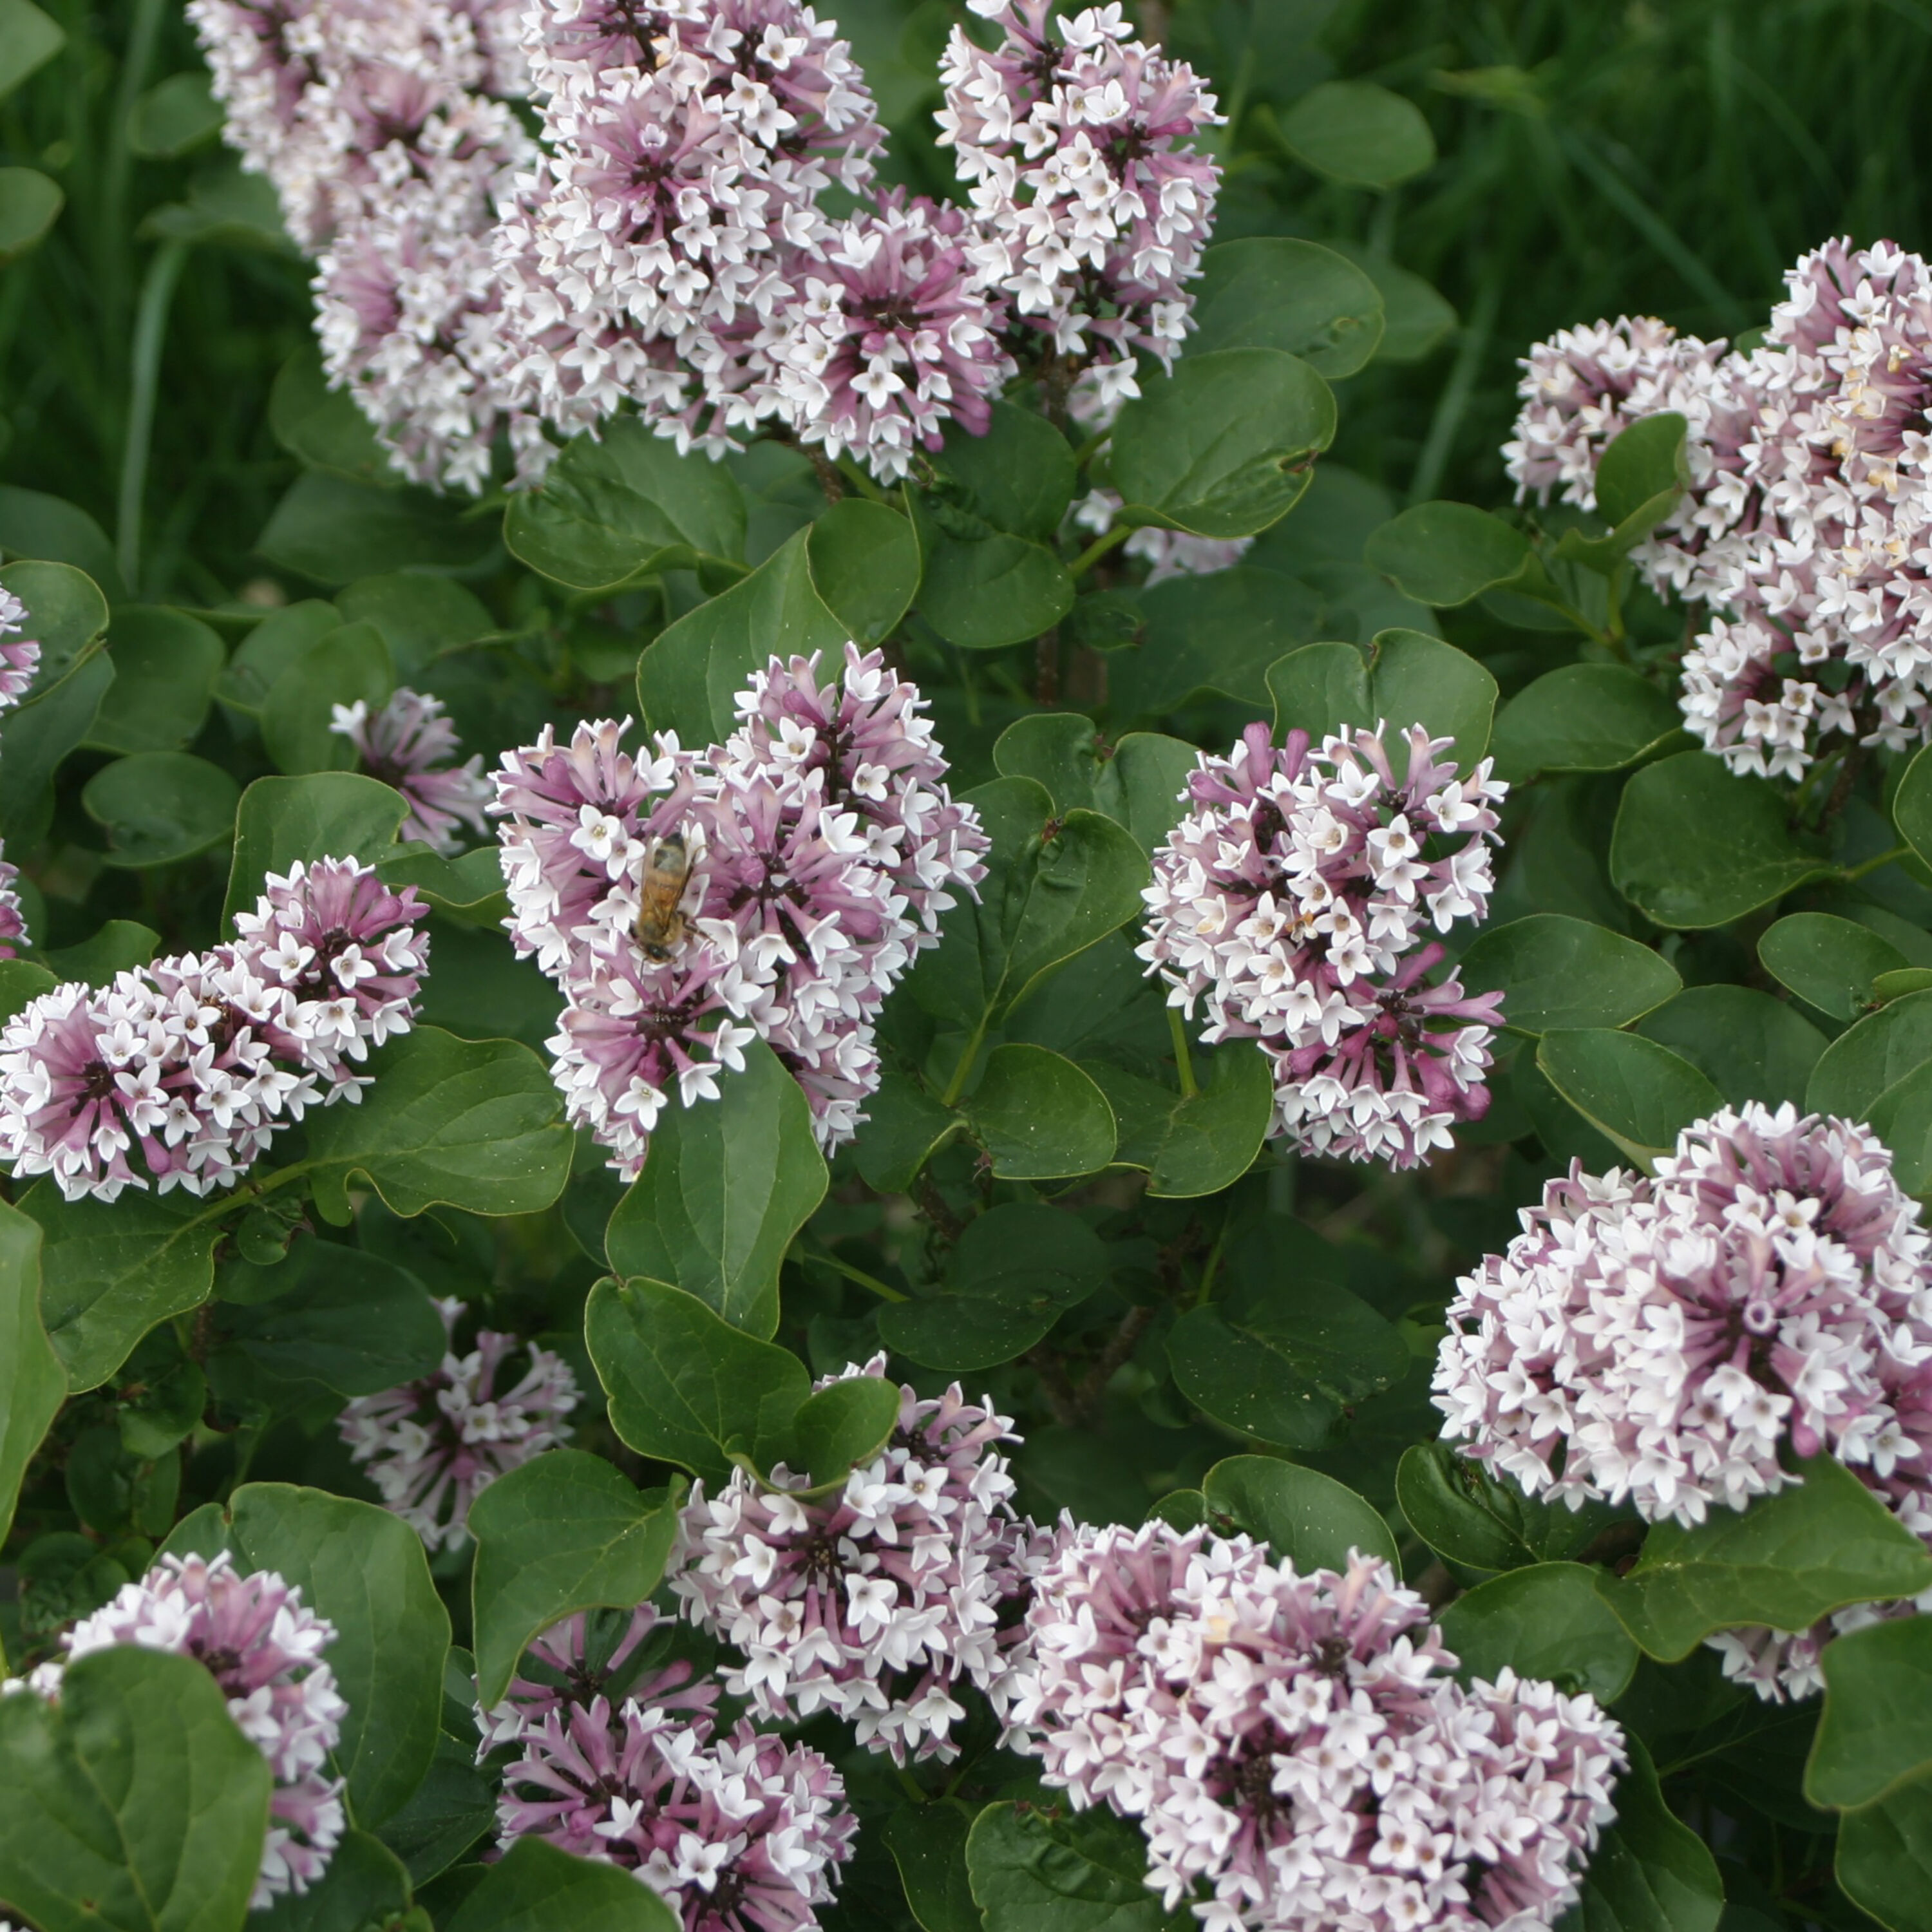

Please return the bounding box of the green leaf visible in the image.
[960,1042,1117,1180]
[268,348,393,486]
[1458,915,1680,1036]
[0,956,54,1021]
[1896,743,1932,873]
[1276,79,1437,189]
[258,473,495,584]
[804,497,920,644]
[1598,1457,1932,1662]
[1395,1441,1624,1571]
[604,1041,827,1338]
[1363,501,1531,608]
[638,526,844,744]
[907,779,1150,1056]
[1084,1037,1273,1198]
[1611,751,1830,928]
[336,573,494,675]
[377,845,507,926]
[876,1201,1108,1373]
[1596,412,1691,527]
[1864,1060,1932,1193]
[138,164,290,255]
[789,1372,902,1488]
[82,752,240,867]
[442,1837,679,1932]
[1761,912,1908,1019]
[86,605,226,755]
[374,1735,493,1888]
[216,601,343,715]
[223,772,406,924]
[1809,1617,1932,1811]
[1190,237,1385,379]
[254,1830,410,1932]
[587,1274,811,1483]
[927,400,1077,543]
[911,493,1074,651]
[504,420,745,591]
[1267,639,1372,743]
[0,556,107,686]
[992,717,1199,857]
[851,1072,965,1197]
[0,1200,62,1546]
[1808,990,1932,1119]
[1113,567,1326,714]
[127,71,223,158]
[1879,969,1932,1005]
[1200,1454,1399,1569]
[469,1450,682,1707]
[1490,664,1686,781]
[967,1800,1188,1932]
[1437,1563,1640,1703]
[1368,627,1498,769]
[0,1645,270,1932]
[1110,348,1335,540]
[22,1185,220,1392]
[261,620,393,775]
[213,1232,448,1396]
[1840,1773,1932,1932]
[0,562,113,834]
[1535,1027,1723,1166]
[1168,1272,1407,1450]
[886,1800,982,1932]
[1327,241,1455,363]
[166,1482,450,1827]
[1633,985,1826,1112]
[1562,1736,1724,1932]
[0,165,62,261]
[0,0,64,103]
[0,492,122,597]
[299,1027,571,1226]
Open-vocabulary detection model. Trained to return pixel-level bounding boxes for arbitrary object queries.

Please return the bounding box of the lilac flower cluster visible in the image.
[937,0,1222,415]
[0,858,426,1202]
[7,1554,347,1907]
[0,585,39,961]
[189,0,535,490]
[1010,1522,1624,1932]
[491,645,985,1179]
[1505,241,1932,781]
[332,686,493,853]
[337,1296,580,1549]
[1138,721,1508,1170]
[489,1605,857,1931]
[1434,1102,1932,1699]
[670,1358,1036,1765]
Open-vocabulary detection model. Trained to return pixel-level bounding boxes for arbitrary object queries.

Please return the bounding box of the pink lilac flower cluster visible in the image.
[1434,1101,1932,1701]
[337,1296,580,1549]
[1505,241,1932,781]
[491,645,985,1179]
[488,1604,857,1931]
[937,0,1222,418]
[331,686,493,853]
[189,0,535,490]
[0,858,426,1202]
[1138,721,1508,1170]
[0,585,39,961]
[1010,1522,1625,1932]
[6,1554,347,1908]
[670,1358,1036,1765]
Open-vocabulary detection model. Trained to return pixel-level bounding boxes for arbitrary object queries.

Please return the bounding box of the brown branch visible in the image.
[913,1173,965,1244]
[1074,1302,1156,1423]
[1035,625,1061,705]
[1026,1345,1082,1428]
[807,448,846,504]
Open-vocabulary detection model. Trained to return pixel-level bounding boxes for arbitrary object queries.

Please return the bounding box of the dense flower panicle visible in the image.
[0,585,40,710]
[331,685,493,852]
[0,858,427,1202]
[1011,1523,1625,1932]
[670,1358,1033,1765]
[1138,721,1508,1170]
[937,0,1221,405]
[338,1296,580,1549]
[492,649,982,1177]
[492,1607,856,1932]
[8,1555,347,1907]
[1505,242,1932,780]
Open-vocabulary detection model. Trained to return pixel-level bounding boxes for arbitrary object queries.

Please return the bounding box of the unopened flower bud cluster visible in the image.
[0,857,427,1202]
[1139,720,1508,1170]
[490,645,985,1179]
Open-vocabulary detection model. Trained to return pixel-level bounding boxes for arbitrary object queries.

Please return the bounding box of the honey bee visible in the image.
[634,830,694,962]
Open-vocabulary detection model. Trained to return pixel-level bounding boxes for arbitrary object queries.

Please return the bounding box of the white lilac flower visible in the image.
[8,1553,347,1908]
[493,1607,855,1931]
[936,0,1221,403]
[338,1296,579,1549]
[490,649,983,1177]
[0,858,427,1202]
[1070,486,1250,581]
[1010,1522,1625,1932]
[1137,721,1508,1170]
[1506,242,1932,781]
[1434,1101,1932,1701]
[331,686,493,853]
[670,1358,1036,1765]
